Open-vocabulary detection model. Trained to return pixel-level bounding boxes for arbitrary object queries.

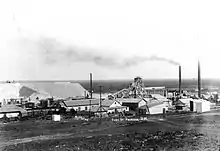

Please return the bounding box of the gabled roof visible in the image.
[149,94,170,102]
[102,100,115,107]
[193,99,211,103]
[90,106,108,112]
[175,100,185,107]
[109,106,127,110]
[117,98,144,104]
[64,98,99,107]
[147,101,164,108]
[179,98,194,104]
[139,101,164,109]
[102,99,122,107]
[144,86,166,90]
[0,104,27,113]
[20,82,87,99]
[139,97,164,109]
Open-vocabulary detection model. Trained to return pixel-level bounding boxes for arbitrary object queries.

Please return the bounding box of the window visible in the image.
[85,106,88,111]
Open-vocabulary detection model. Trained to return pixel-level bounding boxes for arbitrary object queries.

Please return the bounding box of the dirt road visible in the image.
[1,111,220,150]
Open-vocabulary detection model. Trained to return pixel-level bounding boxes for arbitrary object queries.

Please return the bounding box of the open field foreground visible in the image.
[1,111,220,151]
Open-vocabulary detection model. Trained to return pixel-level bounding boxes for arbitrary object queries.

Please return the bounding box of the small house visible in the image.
[117,98,147,111]
[102,100,129,113]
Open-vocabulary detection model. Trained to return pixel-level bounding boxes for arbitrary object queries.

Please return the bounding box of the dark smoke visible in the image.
[121,55,180,67]
[149,55,180,65]
[23,37,180,68]
[36,37,123,68]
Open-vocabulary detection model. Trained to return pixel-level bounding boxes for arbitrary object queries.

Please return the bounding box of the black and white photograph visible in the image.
[0,0,220,150]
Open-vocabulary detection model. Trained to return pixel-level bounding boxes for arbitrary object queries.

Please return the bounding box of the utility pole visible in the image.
[90,73,93,99]
[99,85,103,119]
[198,61,201,98]
[89,99,91,119]
[179,65,182,95]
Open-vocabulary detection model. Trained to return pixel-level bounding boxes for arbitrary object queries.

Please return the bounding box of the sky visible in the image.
[0,0,220,80]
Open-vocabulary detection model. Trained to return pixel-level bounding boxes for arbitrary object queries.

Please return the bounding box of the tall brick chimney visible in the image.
[179,65,182,94]
[198,61,201,98]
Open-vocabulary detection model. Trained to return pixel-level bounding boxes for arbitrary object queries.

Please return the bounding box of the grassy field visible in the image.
[1,111,220,150]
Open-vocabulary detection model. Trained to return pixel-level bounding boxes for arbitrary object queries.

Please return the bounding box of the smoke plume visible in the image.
[121,55,179,67]
[18,36,180,68]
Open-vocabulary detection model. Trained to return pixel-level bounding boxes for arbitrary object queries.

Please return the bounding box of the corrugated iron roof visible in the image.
[144,86,166,90]
[0,104,27,113]
[149,94,170,102]
[147,101,164,108]
[102,100,114,107]
[64,98,100,107]
[139,100,164,109]
[117,98,143,103]
[90,106,108,112]
[175,100,185,107]
[109,106,127,110]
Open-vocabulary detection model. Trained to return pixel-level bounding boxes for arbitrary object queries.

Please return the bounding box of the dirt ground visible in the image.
[1,111,220,151]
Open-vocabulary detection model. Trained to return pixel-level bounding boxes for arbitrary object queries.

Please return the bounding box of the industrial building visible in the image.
[101,99,129,113]
[116,98,147,111]
[63,98,100,111]
[178,98,211,113]
[0,82,89,106]
[105,77,171,115]
[138,100,167,115]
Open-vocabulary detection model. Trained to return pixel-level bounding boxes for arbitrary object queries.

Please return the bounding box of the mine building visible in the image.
[106,77,171,115]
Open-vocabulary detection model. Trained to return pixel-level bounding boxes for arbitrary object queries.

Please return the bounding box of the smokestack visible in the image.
[90,73,93,99]
[198,61,201,98]
[179,65,182,94]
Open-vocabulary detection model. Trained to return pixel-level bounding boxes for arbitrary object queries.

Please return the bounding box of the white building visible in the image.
[180,98,211,113]
[149,94,172,107]
[179,98,194,108]
[117,98,147,111]
[102,100,129,113]
[148,102,167,114]
[194,99,211,113]
[139,97,168,115]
